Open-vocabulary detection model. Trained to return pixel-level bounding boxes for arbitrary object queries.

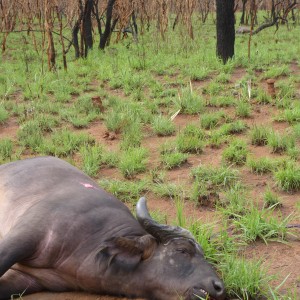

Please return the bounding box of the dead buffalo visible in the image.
[0,157,226,300]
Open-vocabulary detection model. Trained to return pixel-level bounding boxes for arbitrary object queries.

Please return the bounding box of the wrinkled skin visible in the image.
[0,157,226,300]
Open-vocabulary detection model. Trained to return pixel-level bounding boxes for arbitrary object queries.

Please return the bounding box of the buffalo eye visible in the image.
[176,248,191,255]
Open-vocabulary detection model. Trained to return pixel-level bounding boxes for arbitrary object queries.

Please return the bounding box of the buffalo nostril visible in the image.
[213,280,223,291]
[212,279,225,295]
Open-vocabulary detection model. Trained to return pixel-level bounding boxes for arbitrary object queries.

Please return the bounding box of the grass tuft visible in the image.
[263,187,282,209]
[176,124,205,154]
[267,131,295,154]
[220,254,270,300]
[274,162,300,192]
[233,206,290,243]
[152,115,176,136]
[0,106,9,124]
[222,139,248,166]
[247,156,275,174]
[174,86,204,114]
[161,151,188,169]
[99,179,147,203]
[80,144,103,177]
[250,125,269,146]
[0,138,13,161]
[118,147,148,178]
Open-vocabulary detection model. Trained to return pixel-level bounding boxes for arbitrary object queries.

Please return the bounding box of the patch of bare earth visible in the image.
[244,240,300,293]
[230,67,247,83]
[85,121,120,152]
[0,117,19,140]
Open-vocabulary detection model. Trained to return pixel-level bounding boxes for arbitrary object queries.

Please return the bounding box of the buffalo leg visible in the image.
[0,232,39,277]
[0,269,43,300]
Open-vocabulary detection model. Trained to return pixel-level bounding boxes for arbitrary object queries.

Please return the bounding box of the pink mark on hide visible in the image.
[80,182,97,189]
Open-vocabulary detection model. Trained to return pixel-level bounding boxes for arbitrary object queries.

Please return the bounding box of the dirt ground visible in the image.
[2,63,300,300]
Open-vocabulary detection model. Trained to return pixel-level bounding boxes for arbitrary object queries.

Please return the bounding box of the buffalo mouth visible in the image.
[187,287,217,300]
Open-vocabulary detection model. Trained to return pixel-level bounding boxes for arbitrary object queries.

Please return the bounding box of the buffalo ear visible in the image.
[114,234,157,260]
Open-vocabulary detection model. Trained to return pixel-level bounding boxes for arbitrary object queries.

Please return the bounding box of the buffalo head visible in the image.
[100,197,226,300]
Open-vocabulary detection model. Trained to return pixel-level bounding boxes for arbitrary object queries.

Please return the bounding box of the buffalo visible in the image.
[0,157,225,300]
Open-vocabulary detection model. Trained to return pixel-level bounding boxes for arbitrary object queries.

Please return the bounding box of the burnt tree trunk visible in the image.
[93,0,103,37]
[99,0,116,50]
[240,0,248,24]
[44,2,56,71]
[72,0,84,59]
[83,0,93,57]
[104,16,118,45]
[216,0,235,64]
[132,11,138,42]
[72,20,81,58]
[56,6,67,71]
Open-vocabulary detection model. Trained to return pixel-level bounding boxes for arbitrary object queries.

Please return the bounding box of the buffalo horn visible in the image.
[136,197,194,243]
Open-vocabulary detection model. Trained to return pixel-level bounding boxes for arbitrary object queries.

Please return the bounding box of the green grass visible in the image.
[186,66,210,81]
[274,162,300,192]
[276,80,296,100]
[233,206,290,243]
[293,123,300,138]
[80,144,103,177]
[37,129,94,157]
[120,121,143,150]
[218,183,249,218]
[176,124,206,154]
[219,254,270,300]
[268,288,299,300]
[174,85,205,114]
[0,106,9,124]
[17,120,44,151]
[176,133,205,153]
[189,221,238,264]
[207,95,235,108]
[222,139,249,166]
[192,165,239,188]
[175,197,186,227]
[105,110,128,133]
[276,107,300,124]
[236,100,251,118]
[148,209,168,224]
[161,151,188,169]
[151,182,184,199]
[118,147,148,178]
[32,114,60,132]
[63,111,97,128]
[287,146,300,160]
[263,187,282,209]
[152,115,176,136]
[250,125,269,146]
[215,72,231,83]
[203,81,224,96]
[267,131,295,154]
[209,131,227,149]
[262,65,290,79]
[200,110,226,129]
[0,138,13,161]
[17,114,61,152]
[101,150,119,167]
[98,178,147,203]
[247,156,276,174]
[256,89,272,104]
[148,168,166,184]
[218,120,247,135]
